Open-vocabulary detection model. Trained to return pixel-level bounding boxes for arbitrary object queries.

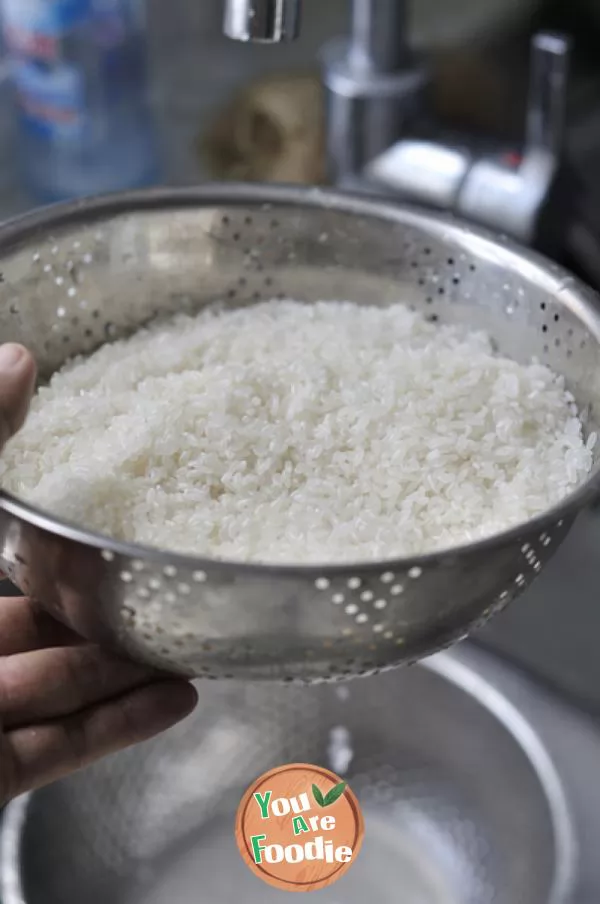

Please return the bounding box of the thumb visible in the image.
[0,343,37,450]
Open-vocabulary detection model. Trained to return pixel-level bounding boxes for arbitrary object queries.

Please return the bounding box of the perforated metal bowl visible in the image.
[0,184,599,681]
[0,652,576,904]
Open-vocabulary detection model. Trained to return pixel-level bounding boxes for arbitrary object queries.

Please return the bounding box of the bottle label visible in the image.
[11,58,85,140]
[1,1,132,142]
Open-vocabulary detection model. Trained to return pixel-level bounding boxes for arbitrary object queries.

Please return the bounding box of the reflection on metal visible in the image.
[223,0,300,43]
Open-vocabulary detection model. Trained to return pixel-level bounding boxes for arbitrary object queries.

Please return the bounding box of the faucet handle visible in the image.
[525,32,572,160]
[223,0,301,43]
[363,30,574,253]
[454,30,573,247]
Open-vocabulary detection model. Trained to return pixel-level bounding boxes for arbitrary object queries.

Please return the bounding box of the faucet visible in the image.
[222,1,574,257]
[223,0,425,185]
[223,0,301,43]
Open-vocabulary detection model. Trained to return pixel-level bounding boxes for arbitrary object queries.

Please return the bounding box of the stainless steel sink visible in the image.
[3,644,600,903]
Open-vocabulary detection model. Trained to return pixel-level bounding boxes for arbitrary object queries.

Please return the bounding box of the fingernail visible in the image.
[0,344,26,371]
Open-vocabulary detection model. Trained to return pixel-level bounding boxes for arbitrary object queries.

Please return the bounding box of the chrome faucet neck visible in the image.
[223,0,301,43]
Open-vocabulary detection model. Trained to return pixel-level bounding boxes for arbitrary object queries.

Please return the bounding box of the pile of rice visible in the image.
[0,299,594,563]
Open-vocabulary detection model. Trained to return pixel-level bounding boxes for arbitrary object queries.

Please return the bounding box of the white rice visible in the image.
[0,299,594,563]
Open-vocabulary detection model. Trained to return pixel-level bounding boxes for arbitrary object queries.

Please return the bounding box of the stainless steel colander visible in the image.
[0,184,599,681]
[0,652,576,904]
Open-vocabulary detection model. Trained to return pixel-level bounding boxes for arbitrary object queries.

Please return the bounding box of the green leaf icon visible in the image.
[323,781,347,807]
[312,784,325,807]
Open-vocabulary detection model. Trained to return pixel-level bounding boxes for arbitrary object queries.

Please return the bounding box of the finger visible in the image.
[0,343,37,448]
[3,680,198,800]
[0,644,160,728]
[0,596,79,655]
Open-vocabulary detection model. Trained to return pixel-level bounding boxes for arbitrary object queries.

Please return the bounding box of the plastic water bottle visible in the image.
[1,0,161,203]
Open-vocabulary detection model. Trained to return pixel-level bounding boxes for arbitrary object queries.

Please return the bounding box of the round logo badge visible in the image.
[235,763,364,893]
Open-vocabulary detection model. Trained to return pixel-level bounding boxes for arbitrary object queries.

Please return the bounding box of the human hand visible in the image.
[0,344,198,807]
